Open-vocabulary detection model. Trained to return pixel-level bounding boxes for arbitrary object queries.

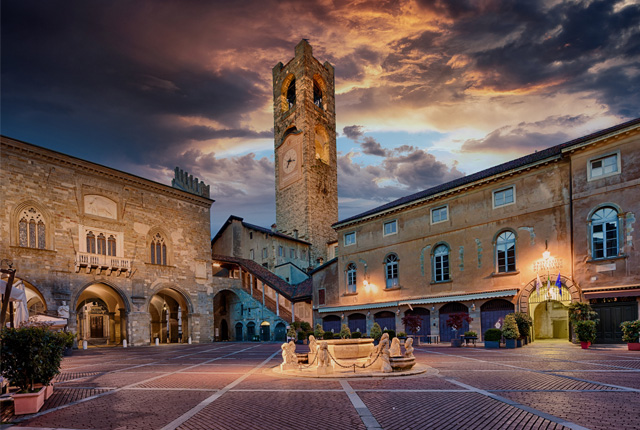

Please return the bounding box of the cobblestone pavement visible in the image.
[2,340,639,429]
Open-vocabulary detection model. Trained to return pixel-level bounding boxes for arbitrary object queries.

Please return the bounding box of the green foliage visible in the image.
[383,329,396,339]
[351,331,362,339]
[297,331,306,341]
[397,331,407,338]
[484,328,502,342]
[568,302,599,323]
[300,322,312,332]
[501,314,520,340]
[463,331,477,337]
[575,320,597,343]
[290,321,301,330]
[287,326,296,339]
[339,324,351,339]
[61,331,76,348]
[0,326,67,393]
[314,324,325,339]
[620,320,640,343]
[512,312,533,338]
[370,323,382,341]
[333,333,341,339]
[322,331,334,340]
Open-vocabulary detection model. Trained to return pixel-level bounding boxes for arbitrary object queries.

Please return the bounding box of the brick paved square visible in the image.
[234,373,342,390]
[130,372,239,389]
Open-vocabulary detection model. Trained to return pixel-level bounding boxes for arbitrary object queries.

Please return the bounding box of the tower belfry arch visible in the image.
[272,40,338,266]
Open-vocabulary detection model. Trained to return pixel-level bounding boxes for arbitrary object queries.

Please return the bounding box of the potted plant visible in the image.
[322,331,334,340]
[0,325,66,414]
[502,314,520,348]
[620,320,640,351]
[287,326,297,342]
[575,320,597,349]
[351,331,362,339]
[62,331,76,356]
[339,324,351,339]
[402,314,422,338]
[484,328,502,348]
[446,312,472,347]
[568,302,599,344]
[314,323,325,340]
[370,323,382,343]
[382,329,396,340]
[513,312,533,346]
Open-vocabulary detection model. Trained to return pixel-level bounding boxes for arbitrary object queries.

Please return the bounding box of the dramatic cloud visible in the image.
[2,0,638,230]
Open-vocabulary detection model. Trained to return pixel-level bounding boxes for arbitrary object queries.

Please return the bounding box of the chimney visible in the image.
[271,223,277,233]
[293,229,299,239]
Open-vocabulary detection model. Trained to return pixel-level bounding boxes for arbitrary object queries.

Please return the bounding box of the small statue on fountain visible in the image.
[317,341,333,374]
[404,337,414,358]
[389,337,401,357]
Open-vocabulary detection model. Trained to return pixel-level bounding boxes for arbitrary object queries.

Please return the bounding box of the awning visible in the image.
[583,288,640,300]
[29,314,67,329]
[316,289,518,314]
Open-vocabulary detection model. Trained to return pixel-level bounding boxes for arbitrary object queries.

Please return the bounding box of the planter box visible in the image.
[13,386,46,415]
[628,342,640,351]
[484,340,500,349]
[516,339,523,347]
[505,339,516,349]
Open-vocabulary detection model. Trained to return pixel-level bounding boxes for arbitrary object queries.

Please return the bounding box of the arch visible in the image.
[374,310,396,332]
[247,321,256,340]
[314,125,330,164]
[494,229,517,273]
[313,74,326,109]
[322,314,341,333]
[282,126,299,143]
[517,275,580,312]
[533,301,569,340]
[260,321,271,341]
[74,281,130,346]
[404,307,430,340]
[384,253,399,289]
[439,302,470,342]
[220,319,229,341]
[432,242,451,282]
[12,200,54,249]
[146,283,195,314]
[274,322,287,342]
[148,286,192,343]
[346,262,357,293]
[235,322,244,341]
[480,299,514,338]
[15,279,48,316]
[348,313,366,334]
[214,289,241,341]
[281,73,296,112]
[589,206,620,259]
[586,202,623,220]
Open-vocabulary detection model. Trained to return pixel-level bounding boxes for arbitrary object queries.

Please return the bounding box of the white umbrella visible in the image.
[0,279,29,327]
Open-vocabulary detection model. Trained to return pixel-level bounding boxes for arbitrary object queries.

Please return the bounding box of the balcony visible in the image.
[75,252,131,276]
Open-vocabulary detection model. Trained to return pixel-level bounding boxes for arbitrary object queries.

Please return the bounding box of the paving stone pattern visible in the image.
[2,341,639,429]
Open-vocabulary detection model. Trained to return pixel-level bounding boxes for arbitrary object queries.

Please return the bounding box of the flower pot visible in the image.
[627,342,640,351]
[516,339,523,347]
[13,386,46,415]
[484,340,500,349]
[580,341,591,349]
[505,339,516,349]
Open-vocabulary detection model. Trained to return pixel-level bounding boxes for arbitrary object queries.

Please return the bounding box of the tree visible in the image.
[339,324,351,339]
[446,312,472,334]
[402,314,422,335]
[370,322,382,341]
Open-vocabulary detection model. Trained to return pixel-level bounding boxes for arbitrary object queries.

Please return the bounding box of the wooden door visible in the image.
[90,316,104,338]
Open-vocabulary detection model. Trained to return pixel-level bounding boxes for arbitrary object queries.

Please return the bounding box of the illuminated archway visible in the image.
[149,287,191,343]
[75,282,129,346]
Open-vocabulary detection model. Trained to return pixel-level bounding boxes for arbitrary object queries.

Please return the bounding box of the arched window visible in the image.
[346,263,357,293]
[385,254,399,288]
[496,231,516,273]
[151,233,168,265]
[433,244,450,282]
[86,231,96,254]
[107,235,116,256]
[18,207,46,249]
[286,78,296,109]
[591,207,618,259]
[97,233,106,255]
[313,79,323,108]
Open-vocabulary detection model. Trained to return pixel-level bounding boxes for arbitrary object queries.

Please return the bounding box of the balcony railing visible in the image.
[75,252,131,276]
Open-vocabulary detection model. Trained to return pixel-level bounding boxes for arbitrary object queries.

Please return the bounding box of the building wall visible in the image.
[1,137,214,346]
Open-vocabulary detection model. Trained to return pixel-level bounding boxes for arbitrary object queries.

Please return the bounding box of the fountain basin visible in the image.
[390,356,416,371]
[323,338,375,360]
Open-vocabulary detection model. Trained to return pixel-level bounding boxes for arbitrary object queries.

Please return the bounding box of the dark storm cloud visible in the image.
[342,125,365,140]
[342,125,387,156]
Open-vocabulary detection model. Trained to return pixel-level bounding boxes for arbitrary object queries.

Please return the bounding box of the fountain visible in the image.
[274,334,426,378]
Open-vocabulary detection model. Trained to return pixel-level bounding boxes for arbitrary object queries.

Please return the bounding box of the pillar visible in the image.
[276,292,280,316]
[291,302,295,323]
[119,308,127,345]
[108,312,116,343]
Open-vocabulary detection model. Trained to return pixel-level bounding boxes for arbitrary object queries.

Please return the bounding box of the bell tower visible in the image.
[273,40,338,267]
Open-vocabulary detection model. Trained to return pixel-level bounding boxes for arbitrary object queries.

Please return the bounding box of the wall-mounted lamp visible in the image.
[367,311,371,317]
[471,303,476,311]
[396,308,400,316]
[542,250,551,260]
[431,305,435,312]
[341,313,345,320]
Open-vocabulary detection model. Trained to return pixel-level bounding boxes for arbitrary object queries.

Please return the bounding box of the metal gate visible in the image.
[348,313,367,334]
[374,311,396,332]
[592,301,638,343]
[480,299,514,339]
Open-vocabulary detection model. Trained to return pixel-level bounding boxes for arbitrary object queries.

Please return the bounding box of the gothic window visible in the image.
[314,127,330,164]
[86,231,96,254]
[18,207,46,249]
[346,263,357,293]
[433,244,450,282]
[496,231,516,273]
[97,233,106,255]
[151,233,167,265]
[107,235,116,256]
[314,79,323,108]
[385,254,399,288]
[590,207,619,259]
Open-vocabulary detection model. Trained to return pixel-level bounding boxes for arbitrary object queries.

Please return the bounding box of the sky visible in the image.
[2,0,639,234]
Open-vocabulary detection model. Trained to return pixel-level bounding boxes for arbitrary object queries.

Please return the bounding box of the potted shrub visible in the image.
[484,328,502,348]
[339,324,351,339]
[575,320,597,349]
[351,331,362,339]
[297,331,306,343]
[568,302,599,344]
[62,331,76,356]
[513,312,532,346]
[383,329,396,340]
[0,325,66,414]
[402,314,422,338]
[446,312,472,347]
[463,331,477,346]
[287,326,297,342]
[502,314,520,348]
[314,324,325,340]
[370,322,383,343]
[620,320,640,351]
[322,331,334,340]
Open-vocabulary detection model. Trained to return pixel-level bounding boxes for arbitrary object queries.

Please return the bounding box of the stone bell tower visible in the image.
[272,40,338,267]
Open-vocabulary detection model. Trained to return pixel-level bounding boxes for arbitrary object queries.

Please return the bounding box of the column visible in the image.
[108,312,116,343]
[291,302,295,323]
[262,282,265,306]
[276,292,280,316]
[119,308,127,345]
